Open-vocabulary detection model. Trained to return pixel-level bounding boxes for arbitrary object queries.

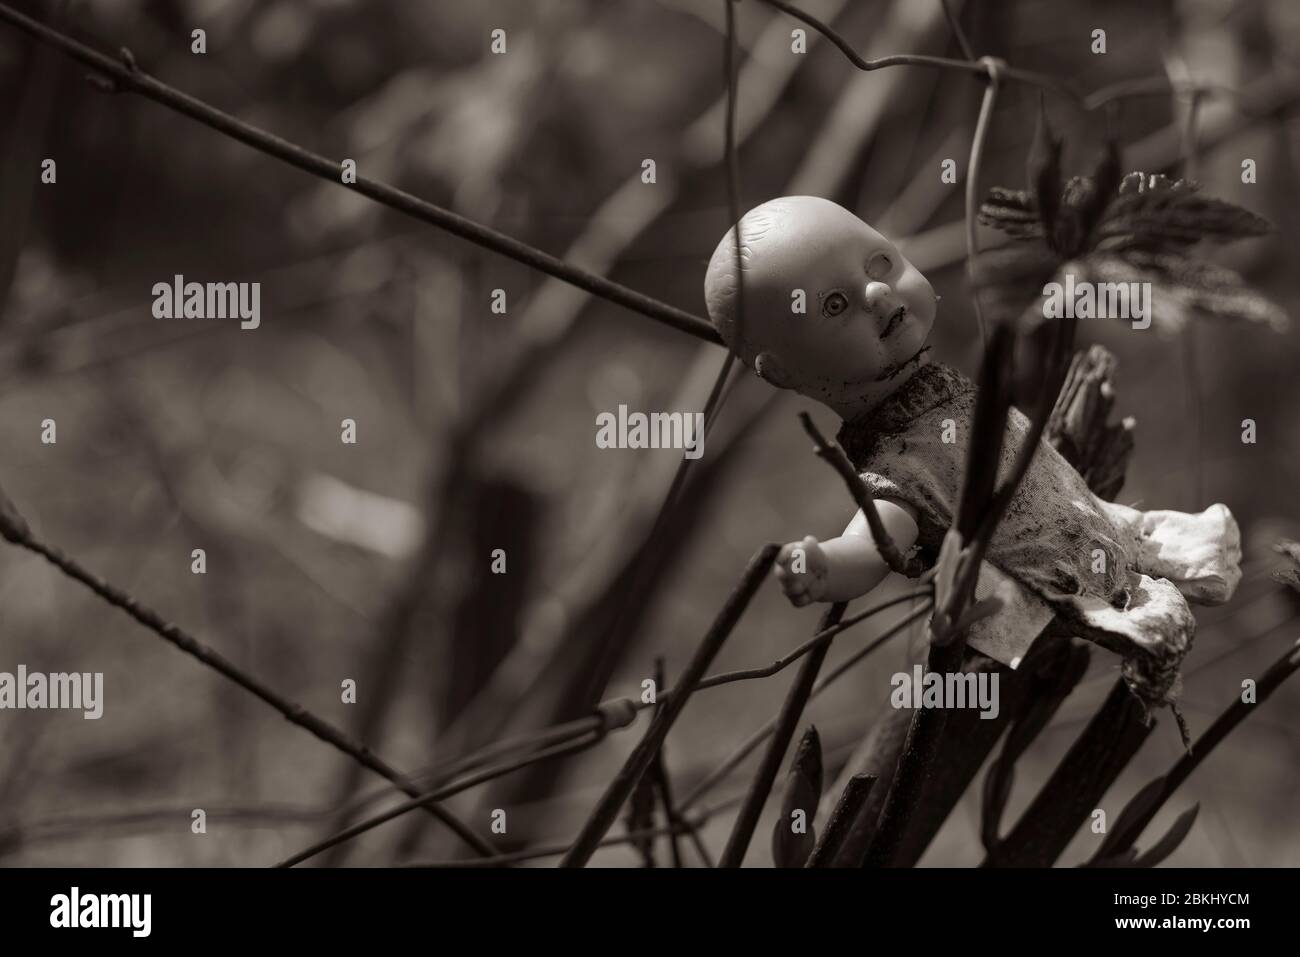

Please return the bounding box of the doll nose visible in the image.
[864,281,893,314]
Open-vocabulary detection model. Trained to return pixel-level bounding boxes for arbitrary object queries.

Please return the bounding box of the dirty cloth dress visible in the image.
[835,362,1241,710]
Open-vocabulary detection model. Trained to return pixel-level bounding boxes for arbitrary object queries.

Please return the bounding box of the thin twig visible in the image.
[415,711,610,787]
[720,602,846,866]
[964,57,1002,345]
[558,0,749,777]
[693,587,933,692]
[0,804,327,855]
[519,1,764,761]
[1092,637,1300,862]
[799,413,922,577]
[939,0,975,61]
[756,0,1250,114]
[404,796,744,868]
[407,726,888,868]
[409,823,692,869]
[0,0,1262,369]
[0,518,495,857]
[1082,76,1260,113]
[679,600,933,812]
[337,584,929,839]
[755,0,1074,99]
[1177,76,1206,508]
[277,734,601,867]
[0,3,720,346]
[723,0,746,358]
[649,658,685,867]
[559,544,780,866]
[415,0,855,776]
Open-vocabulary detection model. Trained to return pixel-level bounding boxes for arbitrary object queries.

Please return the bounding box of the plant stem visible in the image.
[679,601,932,812]
[859,630,964,866]
[692,588,932,692]
[650,658,685,867]
[807,773,876,867]
[1093,637,1300,861]
[965,57,1001,345]
[799,413,922,576]
[981,677,1152,867]
[559,544,779,866]
[719,602,846,866]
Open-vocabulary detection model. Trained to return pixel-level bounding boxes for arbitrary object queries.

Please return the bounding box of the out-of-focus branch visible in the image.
[0,487,495,857]
[964,57,1002,344]
[0,2,720,345]
[424,0,856,782]
[756,0,1072,97]
[0,0,67,330]
[755,0,1277,113]
[939,0,975,61]
[405,795,746,869]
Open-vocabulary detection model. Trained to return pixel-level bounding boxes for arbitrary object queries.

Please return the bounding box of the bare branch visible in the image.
[560,544,780,866]
[0,3,721,346]
[0,499,495,857]
[719,602,846,866]
[799,413,924,577]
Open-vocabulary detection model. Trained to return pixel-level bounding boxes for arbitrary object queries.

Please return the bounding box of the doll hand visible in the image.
[776,535,829,606]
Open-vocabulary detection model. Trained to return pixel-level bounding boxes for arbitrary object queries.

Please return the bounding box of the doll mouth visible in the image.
[879,306,907,339]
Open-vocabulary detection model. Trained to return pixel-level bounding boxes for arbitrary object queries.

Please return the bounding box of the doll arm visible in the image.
[775,498,919,605]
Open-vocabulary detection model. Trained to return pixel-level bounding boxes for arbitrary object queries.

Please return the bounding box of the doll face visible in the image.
[705,196,938,414]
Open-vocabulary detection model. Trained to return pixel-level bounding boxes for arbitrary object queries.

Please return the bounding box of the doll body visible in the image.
[835,358,1237,704]
[703,196,1241,708]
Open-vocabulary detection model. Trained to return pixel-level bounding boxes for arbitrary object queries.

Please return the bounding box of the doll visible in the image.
[703,195,1242,712]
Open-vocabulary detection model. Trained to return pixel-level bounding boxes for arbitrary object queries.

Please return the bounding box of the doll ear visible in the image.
[754,351,794,389]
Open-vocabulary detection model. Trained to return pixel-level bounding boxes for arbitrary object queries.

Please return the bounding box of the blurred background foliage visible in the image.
[0,0,1297,865]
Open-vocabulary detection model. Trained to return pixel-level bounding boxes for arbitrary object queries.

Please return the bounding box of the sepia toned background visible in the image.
[0,0,1297,866]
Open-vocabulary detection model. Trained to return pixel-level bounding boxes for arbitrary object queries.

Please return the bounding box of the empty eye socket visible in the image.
[821,291,850,317]
[866,252,894,280]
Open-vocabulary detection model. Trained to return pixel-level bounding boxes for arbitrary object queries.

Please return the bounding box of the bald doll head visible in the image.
[704,196,938,419]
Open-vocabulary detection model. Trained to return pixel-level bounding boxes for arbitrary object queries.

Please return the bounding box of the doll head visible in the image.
[704,196,938,420]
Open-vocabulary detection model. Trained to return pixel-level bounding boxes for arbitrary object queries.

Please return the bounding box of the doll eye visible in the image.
[821,291,850,317]
[866,252,893,280]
